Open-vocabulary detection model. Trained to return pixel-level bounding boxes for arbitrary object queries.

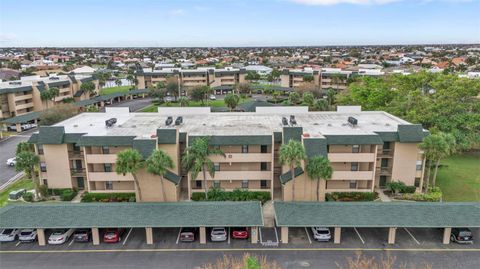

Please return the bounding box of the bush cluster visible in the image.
[22,192,34,202]
[386,181,416,194]
[191,188,271,204]
[396,187,442,202]
[81,192,136,203]
[60,189,77,201]
[326,192,378,202]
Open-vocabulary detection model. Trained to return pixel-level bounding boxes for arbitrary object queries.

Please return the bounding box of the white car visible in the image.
[311,227,331,242]
[209,95,216,100]
[48,229,75,245]
[6,157,16,166]
[165,96,174,102]
[19,229,37,242]
[0,229,20,242]
[210,227,227,242]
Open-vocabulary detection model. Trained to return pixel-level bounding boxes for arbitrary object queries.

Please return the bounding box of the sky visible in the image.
[0,0,479,47]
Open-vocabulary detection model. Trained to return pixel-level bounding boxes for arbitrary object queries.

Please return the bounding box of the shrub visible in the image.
[386,181,417,194]
[191,189,271,204]
[60,189,77,201]
[22,192,34,202]
[396,187,442,202]
[326,192,378,202]
[81,192,136,202]
[49,188,74,196]
[38,185,49,198]
[191,192,206,201]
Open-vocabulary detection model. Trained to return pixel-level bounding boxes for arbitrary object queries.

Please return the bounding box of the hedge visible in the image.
[326,192,378,202]
[191,189,271,204]
[385,182,416,194]
[60,189,77,201]
[81,192,136,203]
[49,188,75,196]
[22,192,34,202]
[395,187,442,202]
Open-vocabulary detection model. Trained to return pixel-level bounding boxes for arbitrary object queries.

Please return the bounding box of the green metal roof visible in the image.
[274,202,480,228]
[132,139,156,159]
[28,133,38,143]
[0,202,263,229]
[188,135,272,146]
[375,131,399,142]
[238,100,276,112]
[1,111,40,124]
[279,167,304,184]
[274,132,282,143]
[157,129,177,144]
[48,80,70,88]
[283,127,303,143]
[397,124,428,143]
[325,134,383,145]
[63,133,86,144]
[37,126,65,144]
[304,137,328,158]
[164,170,182,185]
[77,136,135,147]
[0,85,33,94]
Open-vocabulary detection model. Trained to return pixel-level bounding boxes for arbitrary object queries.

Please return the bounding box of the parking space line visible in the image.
[227,227,230,245]
[404,228,421,245]
[122,228,133,246]
[259,227,263,244]
[175,228,182,245]
[304,227,312,244]
[274,227,279,244]
[68,237,75,246]
[354,228,365,244]
[15,241,21,247]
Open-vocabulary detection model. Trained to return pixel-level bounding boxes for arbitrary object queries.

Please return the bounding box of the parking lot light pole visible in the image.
[199,227,206,244]
[388,227,397,244]
[92,228,100,245]
[443,228,451,245]
[37,229,46,246]
[334,227,341,244]
[145,227,153,245]
[281,227,289,244]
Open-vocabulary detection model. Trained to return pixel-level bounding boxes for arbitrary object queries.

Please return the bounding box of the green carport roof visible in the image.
[274,202,480,228]
[279,167,304,184]
[0,111,40,124]
[0,201,263,229]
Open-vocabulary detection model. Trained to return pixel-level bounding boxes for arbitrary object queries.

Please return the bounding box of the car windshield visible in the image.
[212,230,225,235]
[52,230,66,235]
[2,229,13,234]
[20,231,32,235]
[318,230,329,234]
[459,231,472,236]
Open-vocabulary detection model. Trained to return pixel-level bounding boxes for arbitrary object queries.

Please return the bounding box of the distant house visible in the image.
[71,66,96,75]
[0,68,20,81]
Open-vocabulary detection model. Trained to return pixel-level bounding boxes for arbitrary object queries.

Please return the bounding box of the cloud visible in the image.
[291,0,400,5]
[169,9,186,16]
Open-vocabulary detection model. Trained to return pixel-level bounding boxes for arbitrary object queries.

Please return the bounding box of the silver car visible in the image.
[210,227,227,242]
[0,229,20,242]
[48,229,74,245]
[19,229,37,242]
[311,227,331,242]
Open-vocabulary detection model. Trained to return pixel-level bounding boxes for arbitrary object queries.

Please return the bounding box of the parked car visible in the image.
[451,228,474,244]
[18,229,37,242]
[48,229,75,245]
[209,94,216,100]
[165,96,174,102]
[73,229,92,242]
[8,189,26,200]
[0,229,20,242]
[6,157,16,167]
[179,228,197,242]
[311,227,331,242]
[103,228,126,243]
[210,227,227,242]
[232,227,249,239]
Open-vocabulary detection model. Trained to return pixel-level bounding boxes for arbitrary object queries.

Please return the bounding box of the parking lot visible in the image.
[1,227,478,252]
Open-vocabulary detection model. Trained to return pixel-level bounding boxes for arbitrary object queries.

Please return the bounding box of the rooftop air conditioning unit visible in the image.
[289,115,297,125]
[282,117,288,126]
[348,116,358,126]
[175,116,183,125]
[165,116,173,126]
[105,118,117,128]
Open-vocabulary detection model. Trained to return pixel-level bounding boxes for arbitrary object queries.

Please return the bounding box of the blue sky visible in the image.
[0,0,479,47]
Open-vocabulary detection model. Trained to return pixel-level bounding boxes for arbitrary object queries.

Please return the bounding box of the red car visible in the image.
[232,227,249,239]
[103,228,126,243]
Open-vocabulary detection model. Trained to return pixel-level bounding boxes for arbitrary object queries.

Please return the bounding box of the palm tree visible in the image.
[40,90,51,109]
[224,93,240,111]
[178,96,189,107]
[49,87,60,103]
[116,149,144,201]
[279,140,307,201]
[306,156,333,201]
[182,137,224,199]
[80,81,96,97]
[15,142,40,200]
[145,149,174,201]
[115,78,122,87]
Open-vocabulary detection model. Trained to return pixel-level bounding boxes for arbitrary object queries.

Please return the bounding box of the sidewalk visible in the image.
[262,200,275,227]
[375,188,391,202]
[71,190,85,203]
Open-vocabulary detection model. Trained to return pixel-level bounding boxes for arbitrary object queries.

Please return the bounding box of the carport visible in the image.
[0,201,263,246]
[274,202,480,245]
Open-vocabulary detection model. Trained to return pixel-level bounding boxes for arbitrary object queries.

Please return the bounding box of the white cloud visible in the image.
[292,0,400,5]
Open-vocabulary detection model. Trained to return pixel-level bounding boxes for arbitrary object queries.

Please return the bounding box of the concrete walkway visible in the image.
[262,200,275,227]
[375,188,392,202]
[71,191,85,203]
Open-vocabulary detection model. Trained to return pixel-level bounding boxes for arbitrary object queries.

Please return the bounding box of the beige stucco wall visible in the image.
[137,168,179,202]
[391,142,421,186]
[43,144,72,188]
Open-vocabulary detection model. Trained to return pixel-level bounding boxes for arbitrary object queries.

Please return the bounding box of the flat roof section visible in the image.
[0,202,264,229]
[274,202,480,228]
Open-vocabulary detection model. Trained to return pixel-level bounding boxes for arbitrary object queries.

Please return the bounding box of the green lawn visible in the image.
[0,178,34,207]
[140,98,250,112]
[436,153,480,202]
[100,86,132,95]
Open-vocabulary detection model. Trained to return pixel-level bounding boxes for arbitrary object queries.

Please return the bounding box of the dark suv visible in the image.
[451,228,473,244]
[74,229,92,242]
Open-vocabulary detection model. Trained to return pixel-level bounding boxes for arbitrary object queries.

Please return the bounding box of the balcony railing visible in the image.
[195,171,272,181]
[327,153,375,163]
[209,153,271,163]
[331,170,374,180]
[68,151,84,159]
[71,168,86,176]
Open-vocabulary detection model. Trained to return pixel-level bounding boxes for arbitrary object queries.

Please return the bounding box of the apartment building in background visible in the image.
[0,74,99,120]
[136,67,247,91]
[28,106,427,202]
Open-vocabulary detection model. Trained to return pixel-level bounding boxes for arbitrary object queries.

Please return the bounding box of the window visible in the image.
[352,145,360,153]
[213,180,221,188]
[381,158,389,168]
[104,163,112,172]
[414,177,421,187]
[214,163,220,171]
[73,144,81,153]
[37,145,44,155]
[105,181,113,190]
[260,180,268,189]
[241,180,249,189]
[349,180,357,189]
[241,145,249,153]
[260,145,268,153]
[43,179,48,186]
[102,146,109,154]
[416,160,423,171]
[260,162,268,171]
[383,142,391,150]
[195,180,202,189]
[351,162,359,171]
[40,163,47,172]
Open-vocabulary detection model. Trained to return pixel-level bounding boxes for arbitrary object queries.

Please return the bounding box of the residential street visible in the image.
[0,129,36,187]
[100,97,153,112]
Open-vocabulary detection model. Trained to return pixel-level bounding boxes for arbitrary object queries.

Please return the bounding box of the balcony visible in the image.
[54,95,72,102]
[377,148,394,158]
[331,171,374,180]
[88,172,133,182]
[209,153,271,163]
[69,151,84,159]
[325,188,372,193]
[14,94,33,101]
[71,168,86,176]
[195,171,272,181]
[15,102,34,110]
[328,153,375,163]
[377,167,391,175]
[86,154,117,164]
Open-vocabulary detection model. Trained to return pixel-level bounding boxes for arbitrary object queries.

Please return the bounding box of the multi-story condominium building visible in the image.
[136,67,246,91]
[28,106,427,202]
[0,74,99,120]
